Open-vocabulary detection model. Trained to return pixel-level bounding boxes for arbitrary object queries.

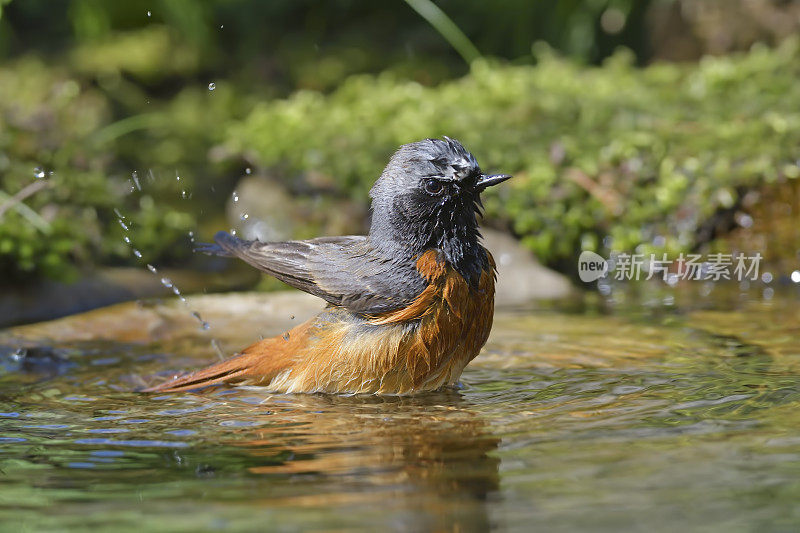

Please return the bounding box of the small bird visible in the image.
[144,137,510,395]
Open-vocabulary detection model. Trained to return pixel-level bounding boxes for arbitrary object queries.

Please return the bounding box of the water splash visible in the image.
[131,171,142,191]
[211,339,225,361]
[116,178,215,338]
[191,311,211,331]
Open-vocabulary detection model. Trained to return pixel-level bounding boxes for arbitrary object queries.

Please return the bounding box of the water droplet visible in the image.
[598,282,612,296]
[33,167,45,179]
[123,236,131,244]
[133,249,142,258]
[181,189,192,199]
[211,339,225,360]
[147,10,151,17]
[161,277,173,288]
[131,171,141,191]
[762,272,773,283]
[114,208,125,219]
[245,167,252,175]
[282,332,290,341]
[289,315,295,320]
[232,191,239,203]
[208,82,216,91]
[230,229,237,236]
[147,264,157,274]
[240,213,249,220]
[791,270,800,283]
[11,348,27,362]
[118,219,129,231]
[172,286,181,296]
[201,321,210,331]
[735,212,754,229]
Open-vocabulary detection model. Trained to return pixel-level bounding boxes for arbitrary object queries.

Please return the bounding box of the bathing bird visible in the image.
[144,137,510,395]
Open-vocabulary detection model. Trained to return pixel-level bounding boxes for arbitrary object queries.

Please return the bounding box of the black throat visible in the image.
[369,193,489,288]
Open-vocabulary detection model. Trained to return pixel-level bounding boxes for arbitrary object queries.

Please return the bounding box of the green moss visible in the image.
[2,37,798,284]
[0,57,199,282]
[225,40,800,266]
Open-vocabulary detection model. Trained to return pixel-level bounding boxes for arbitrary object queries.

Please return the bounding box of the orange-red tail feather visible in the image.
[142,320,313,393]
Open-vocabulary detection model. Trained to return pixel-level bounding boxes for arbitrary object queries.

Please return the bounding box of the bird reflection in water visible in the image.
[220,390,500,531]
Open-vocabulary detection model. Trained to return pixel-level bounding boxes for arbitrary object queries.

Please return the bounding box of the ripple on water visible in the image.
[165,429,197,437]
[2,293,800,531]
[73,438,190,448]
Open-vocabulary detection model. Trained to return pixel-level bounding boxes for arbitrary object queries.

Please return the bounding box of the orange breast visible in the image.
[261,249,496,394]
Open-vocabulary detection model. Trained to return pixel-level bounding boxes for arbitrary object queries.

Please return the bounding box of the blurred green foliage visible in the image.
[1,0,653,88]
[0,0,797,284]
[0,56,206,281]
[0,58,111,280]
[226,40,800,268]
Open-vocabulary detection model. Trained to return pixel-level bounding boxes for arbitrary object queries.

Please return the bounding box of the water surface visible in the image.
[1,287,799,531]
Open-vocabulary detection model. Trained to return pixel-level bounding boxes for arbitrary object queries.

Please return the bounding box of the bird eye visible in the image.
[423,178,445,195]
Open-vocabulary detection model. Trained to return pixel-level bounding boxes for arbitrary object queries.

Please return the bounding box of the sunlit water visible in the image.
[1,287,800,531]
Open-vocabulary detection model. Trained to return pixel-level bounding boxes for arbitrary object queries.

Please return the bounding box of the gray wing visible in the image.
[199,231,426,314]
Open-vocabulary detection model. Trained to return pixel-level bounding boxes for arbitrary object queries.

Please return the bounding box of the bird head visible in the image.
[369,137,511,272]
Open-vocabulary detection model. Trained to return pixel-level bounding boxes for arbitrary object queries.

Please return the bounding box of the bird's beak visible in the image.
[475,174,512,191]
